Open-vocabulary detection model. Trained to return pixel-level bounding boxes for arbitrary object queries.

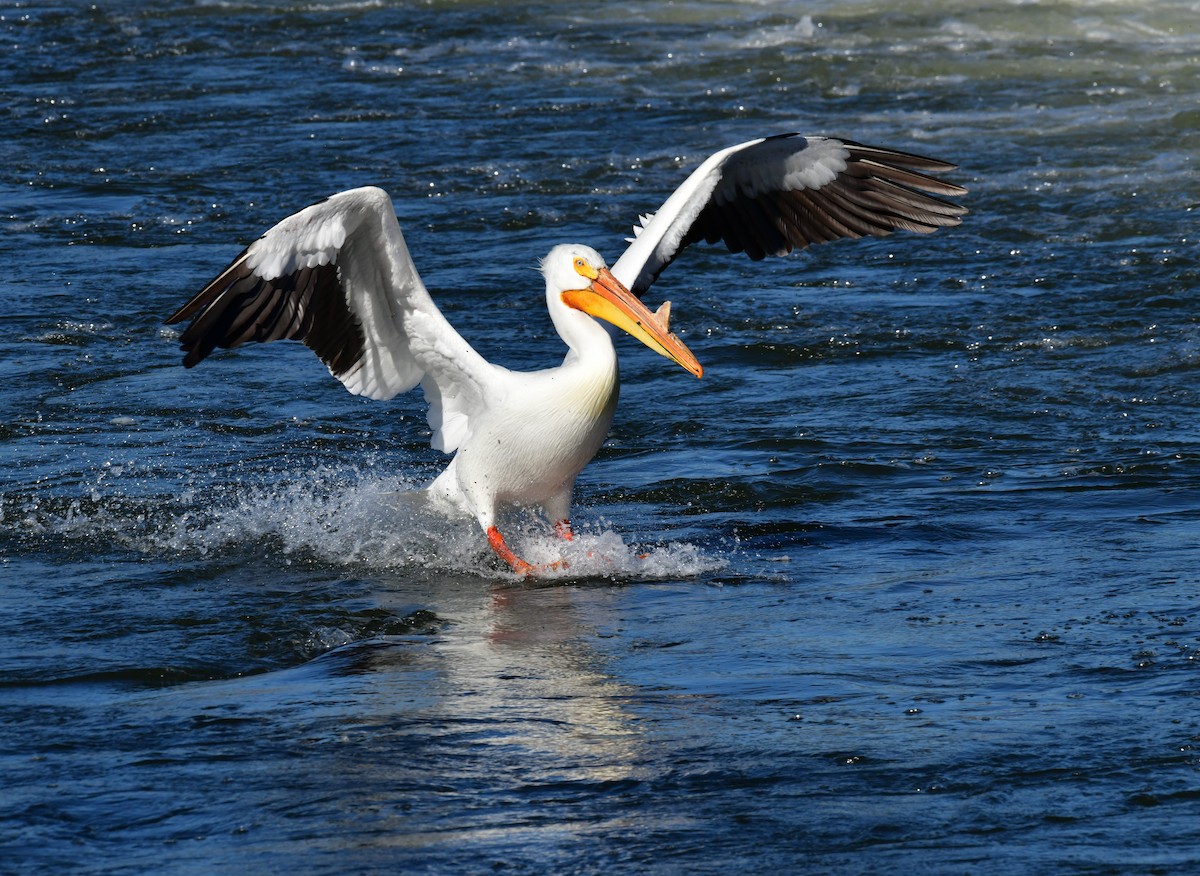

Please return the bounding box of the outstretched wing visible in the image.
[610,133,968,295]
[165,186,496,453]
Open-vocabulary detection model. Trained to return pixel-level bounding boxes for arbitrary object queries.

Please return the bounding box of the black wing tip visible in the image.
[165,289,204,325]
[839,137,961,169]
[841,141,970,221]
[164,248,254,327]
[168,256,364,376]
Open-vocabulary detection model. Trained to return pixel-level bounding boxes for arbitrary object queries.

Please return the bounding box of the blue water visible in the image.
[4,1,1200,872]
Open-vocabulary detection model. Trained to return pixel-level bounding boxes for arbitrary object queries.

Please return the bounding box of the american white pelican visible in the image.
[167,133,966,575]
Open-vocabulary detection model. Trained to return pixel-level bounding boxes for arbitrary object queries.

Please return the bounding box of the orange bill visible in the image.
[562,267,703,378]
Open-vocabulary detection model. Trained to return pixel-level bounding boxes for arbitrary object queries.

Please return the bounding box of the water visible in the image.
[3,0,1200,871]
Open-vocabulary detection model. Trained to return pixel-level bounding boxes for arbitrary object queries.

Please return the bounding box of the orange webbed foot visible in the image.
[487,525,568,577]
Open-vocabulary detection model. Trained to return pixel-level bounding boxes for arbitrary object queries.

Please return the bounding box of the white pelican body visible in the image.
[167,134,966,574]
[424,253,629,560]
[427,320,615,517]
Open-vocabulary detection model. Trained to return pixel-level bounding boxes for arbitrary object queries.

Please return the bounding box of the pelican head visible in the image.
[542,244,702,378]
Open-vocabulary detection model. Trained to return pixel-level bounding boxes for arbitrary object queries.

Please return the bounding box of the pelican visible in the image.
[166,133,966,575]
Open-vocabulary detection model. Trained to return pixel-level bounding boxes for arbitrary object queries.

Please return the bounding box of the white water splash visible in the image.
[8,462,723,582]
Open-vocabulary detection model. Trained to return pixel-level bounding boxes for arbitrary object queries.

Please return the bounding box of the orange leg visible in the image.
[554,519,574,541]
[487,526,534,576]
[486,525,570,576]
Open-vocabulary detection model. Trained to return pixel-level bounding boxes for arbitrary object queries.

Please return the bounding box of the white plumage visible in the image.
[167,133,966,574]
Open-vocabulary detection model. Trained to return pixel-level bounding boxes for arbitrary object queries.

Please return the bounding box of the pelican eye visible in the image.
[572,257,599,280]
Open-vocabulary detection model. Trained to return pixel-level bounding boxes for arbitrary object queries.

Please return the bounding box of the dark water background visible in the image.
[3,1,1200,872]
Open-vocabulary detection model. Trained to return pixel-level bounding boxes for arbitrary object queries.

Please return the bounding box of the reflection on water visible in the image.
[2,578,660,868]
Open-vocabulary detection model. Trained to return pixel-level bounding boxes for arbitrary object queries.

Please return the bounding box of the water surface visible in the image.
[3,1,1200,872]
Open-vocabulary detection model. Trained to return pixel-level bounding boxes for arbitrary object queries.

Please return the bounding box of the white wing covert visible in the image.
[611,133,968,296]
[166,186,495,454]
